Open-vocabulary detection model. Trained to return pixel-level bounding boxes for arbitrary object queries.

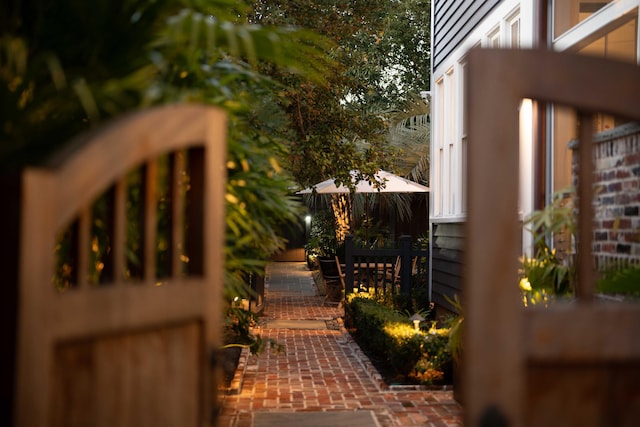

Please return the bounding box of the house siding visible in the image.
[431,222,464,314]
[430,0,640,316]
[432,0,501,70]
[431,0,502,315]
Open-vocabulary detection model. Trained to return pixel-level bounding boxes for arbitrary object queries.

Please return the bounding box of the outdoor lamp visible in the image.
[409,313,425,331]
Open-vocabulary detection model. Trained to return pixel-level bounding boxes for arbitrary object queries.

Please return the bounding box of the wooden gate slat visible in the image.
[16,104,227,427]
[465,48,640,426]
[525,306,640,361]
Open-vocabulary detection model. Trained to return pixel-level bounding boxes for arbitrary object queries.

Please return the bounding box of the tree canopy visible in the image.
[0,0,334,294]
[249,0,432,189]
[1,0,432,290]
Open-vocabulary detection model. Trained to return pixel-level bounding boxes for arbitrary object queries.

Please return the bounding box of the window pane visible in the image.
[554,0,614,39]
[579,17,637,63]
[578,17,637,131]
[552,105,576,195]
[511,19,520,48]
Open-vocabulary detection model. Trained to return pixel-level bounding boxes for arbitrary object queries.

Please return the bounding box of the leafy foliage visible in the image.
[520,188,576,305]
[249,0,432,190]
[1,0,336,352]
[443,294,463,362]
[525,187,576,256]
[305,209,340,260]
[345,294,451,385]
[597,265,640,296]
[223,305,284,355]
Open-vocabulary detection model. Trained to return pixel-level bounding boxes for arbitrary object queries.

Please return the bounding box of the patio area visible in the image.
[218,262,462,427]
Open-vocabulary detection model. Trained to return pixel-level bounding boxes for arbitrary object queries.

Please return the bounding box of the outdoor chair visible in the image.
[318,257,346,306]
[384,256,417,290]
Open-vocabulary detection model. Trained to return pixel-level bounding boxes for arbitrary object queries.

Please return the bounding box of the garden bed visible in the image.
[344,294,453,388]
[346,326,453,388]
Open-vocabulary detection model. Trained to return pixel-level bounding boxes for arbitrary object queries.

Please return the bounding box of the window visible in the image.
[551,7,638,208]
[488,27,501,47]
[553,0,615,38]
[578,15,637,63]
[435,77,445,216]
[505,10,520,48]
[460,59,468,214]
[577,18,636,149]
[447,68,455,215]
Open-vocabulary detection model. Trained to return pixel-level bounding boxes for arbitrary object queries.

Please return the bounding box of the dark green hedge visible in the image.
[345,294,451,384]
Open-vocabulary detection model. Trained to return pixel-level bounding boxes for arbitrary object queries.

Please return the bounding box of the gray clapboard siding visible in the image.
[433,0,501,70]
[431,222,464,313]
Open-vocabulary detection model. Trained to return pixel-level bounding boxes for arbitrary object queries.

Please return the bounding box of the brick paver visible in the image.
[218,262,463,426]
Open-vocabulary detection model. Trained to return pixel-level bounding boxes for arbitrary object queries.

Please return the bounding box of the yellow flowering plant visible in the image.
[520,188,576,306]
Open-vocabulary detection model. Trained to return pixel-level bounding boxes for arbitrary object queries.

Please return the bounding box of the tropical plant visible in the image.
[1,0,335,353]
[444,294,463,363]
[519,187,576,305]
[525,187,576,257]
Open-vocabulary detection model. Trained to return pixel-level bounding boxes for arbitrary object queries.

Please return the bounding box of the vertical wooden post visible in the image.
[344,235,354,295]
[0,172,20,427]
[576,112,595,300]
[399,235,412,295]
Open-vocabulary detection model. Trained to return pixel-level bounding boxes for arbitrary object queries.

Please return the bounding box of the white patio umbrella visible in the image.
[297,170,429,240]
[296,169,429,194]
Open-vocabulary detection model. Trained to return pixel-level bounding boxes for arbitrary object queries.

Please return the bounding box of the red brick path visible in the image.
[218,262,463,426]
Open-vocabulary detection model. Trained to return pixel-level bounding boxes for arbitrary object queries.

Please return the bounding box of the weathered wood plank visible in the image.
[465,48,640,427]
[16,104,227,427]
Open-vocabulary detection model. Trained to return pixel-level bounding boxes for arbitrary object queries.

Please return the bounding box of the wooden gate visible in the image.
[465,49,640,426]
[12,104,227,426]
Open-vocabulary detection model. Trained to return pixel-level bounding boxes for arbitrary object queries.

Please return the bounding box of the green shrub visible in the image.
[345,294,451,385]
[597,265,640,296]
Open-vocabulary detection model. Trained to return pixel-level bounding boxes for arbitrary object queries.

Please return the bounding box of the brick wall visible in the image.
[571,123,640,269]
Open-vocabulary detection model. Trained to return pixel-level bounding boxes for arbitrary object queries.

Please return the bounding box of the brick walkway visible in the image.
[218,262,463,427]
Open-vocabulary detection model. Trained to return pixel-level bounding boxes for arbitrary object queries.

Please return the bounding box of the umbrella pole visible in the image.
[365,193,369,243]
[350,193,355,236]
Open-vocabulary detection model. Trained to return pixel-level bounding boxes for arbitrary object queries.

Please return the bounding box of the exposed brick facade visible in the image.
[571,123,640,269]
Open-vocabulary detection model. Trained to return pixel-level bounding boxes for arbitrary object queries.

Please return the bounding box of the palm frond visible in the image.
[159,9,336,85]
[387,113,430,183]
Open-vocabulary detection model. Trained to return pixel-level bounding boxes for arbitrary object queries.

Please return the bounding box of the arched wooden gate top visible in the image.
[465,49,640,427]
[16,104,227,426]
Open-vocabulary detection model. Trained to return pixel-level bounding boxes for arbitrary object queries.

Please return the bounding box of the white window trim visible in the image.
[552,0,640,52]
[487,26,501,47]
[431,1,533,224]
[547,0,640,238]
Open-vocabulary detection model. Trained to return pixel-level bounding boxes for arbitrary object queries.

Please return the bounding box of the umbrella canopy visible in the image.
[297,170,429,194]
